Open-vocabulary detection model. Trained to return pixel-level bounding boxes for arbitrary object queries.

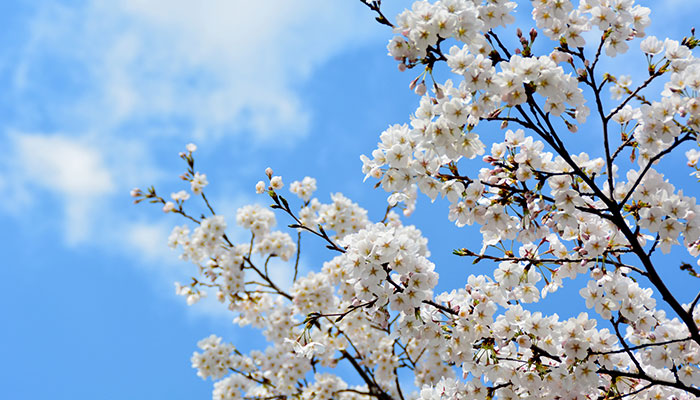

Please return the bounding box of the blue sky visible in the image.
[1,1,698,399]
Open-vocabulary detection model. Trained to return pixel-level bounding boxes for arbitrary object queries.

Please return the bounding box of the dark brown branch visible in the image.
[243,256,293,301]
[293,231,302,283]
[610,316,645,376]
[453,247,643,274]
[598,368,700,396]
[618,133,693,208]
[590,336,692,356]
[341,350,393,400]
[269,191,347,253]
[606,70,664,122]
[359,0,394,28]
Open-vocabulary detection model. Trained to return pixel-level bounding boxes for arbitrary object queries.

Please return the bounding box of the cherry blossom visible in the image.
[134,1,700,399]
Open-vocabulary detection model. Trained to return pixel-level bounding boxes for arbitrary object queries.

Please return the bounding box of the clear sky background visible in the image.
[1,1,699,399]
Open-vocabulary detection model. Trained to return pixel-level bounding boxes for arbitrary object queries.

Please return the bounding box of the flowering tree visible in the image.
[134,0,700,398]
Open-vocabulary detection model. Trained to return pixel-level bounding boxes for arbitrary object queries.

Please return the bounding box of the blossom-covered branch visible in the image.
[136,0,700,398]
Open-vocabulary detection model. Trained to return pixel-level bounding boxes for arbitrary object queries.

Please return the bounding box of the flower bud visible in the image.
[409,77,419,91]
[434,83,444,99]
[415,82,427,96]
[163,201,175,213]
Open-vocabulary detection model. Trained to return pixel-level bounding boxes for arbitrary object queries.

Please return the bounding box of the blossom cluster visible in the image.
[337,223,435,314]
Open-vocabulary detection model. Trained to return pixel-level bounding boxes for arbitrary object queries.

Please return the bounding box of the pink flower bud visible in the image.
[434,84,444,99]
[415,82,427,96]
[409,77,419,91]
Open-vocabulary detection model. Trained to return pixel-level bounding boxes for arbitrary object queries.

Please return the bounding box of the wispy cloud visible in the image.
[12,0,377,141]
[2,131,167,245]
[5,133,115,244]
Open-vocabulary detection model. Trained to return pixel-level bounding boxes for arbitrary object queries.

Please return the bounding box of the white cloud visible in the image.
[7,133,115,244]
[2,131,170,245]
[13,133,114,195]
[17,0,379,142]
